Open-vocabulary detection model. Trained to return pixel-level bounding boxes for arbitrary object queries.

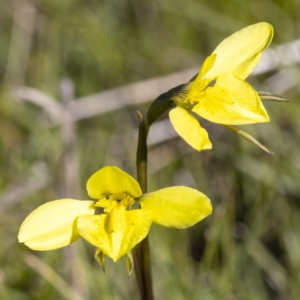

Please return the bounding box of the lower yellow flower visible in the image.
[18,166,212,265]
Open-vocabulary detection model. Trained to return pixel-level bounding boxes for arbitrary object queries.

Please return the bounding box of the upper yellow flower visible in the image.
[148,22,273,151]
[18,166,212,265]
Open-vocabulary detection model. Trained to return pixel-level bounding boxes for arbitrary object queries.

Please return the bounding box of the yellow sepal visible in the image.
[87,166,142,199]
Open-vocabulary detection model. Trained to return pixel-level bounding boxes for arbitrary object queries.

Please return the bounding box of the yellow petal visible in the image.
[233,52,262,80]
[139,187,212,229]
[192,73,269,125]
[87,166,142,199]
[185,54,217,103]
[203,22,273,80]
[18,200,95,250]
[77,209,152,262]
[199,54,217,78]
[169,107,212,151]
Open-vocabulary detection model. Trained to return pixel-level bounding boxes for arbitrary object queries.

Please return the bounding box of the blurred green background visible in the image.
[1,0,300,299]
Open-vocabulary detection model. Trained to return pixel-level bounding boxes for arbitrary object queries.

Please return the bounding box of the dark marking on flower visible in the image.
[123,190,133,198]
[101,190,111,199]
[207,80,216,88]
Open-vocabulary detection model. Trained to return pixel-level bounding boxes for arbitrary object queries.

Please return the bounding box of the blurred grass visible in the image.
[1,0,300,299]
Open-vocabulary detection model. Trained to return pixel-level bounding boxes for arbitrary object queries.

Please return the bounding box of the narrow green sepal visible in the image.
[257,91,290,102]
[95,248,106,273]
[146,83,189,129]
[126,251,134,277]
[224,125,274,154]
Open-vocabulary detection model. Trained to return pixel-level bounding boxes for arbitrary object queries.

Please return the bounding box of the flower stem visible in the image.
[134,110,154,300]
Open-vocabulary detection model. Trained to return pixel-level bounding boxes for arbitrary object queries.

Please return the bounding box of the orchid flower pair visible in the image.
[19,22,275,270]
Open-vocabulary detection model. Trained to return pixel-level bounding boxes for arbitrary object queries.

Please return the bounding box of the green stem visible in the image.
[136,111,148,192]
[134,111,154,300]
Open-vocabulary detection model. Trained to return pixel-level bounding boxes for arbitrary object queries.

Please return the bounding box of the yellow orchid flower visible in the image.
[18,166,212,267]
[148,22,274,151]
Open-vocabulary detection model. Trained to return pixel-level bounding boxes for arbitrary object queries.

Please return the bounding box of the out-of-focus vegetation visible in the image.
[1,0,300,299]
